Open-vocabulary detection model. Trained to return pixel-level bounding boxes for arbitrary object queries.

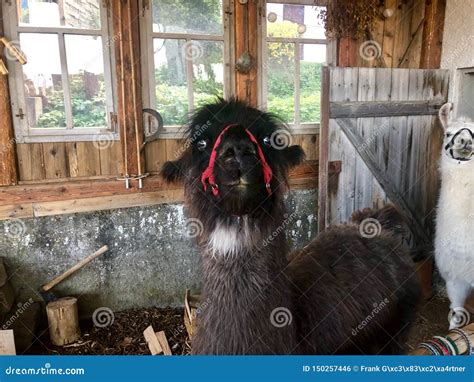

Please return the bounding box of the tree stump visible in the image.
[46,297,80,346]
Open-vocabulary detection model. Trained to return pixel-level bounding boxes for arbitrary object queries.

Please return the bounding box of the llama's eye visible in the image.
[263,136,271,147]
[446,133,452,138]
[197,140,207,151]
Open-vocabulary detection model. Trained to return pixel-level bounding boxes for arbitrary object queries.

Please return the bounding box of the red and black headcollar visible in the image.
[201,124,273,196]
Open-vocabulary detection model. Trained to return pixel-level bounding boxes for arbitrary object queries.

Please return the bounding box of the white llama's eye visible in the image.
[446,133,452,138]
[263,136,271,147]
[197,140,207,151]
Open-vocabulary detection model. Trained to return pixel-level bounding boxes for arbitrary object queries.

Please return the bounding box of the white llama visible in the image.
[435,102,474,329]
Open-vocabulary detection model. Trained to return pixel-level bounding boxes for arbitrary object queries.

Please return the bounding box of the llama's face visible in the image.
[439,103,474,163]
[161,99,305,217]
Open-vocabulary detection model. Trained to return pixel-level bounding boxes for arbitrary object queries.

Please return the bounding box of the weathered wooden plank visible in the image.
[43,143,69,179]
[112,0,144,178]
[144,140,167,173]
[67,142,101,177]
[0,203,33,220]
[16,143,45,181]
[99,142,123,176]
[420,0,446,69]
[336,118,430,246]
[393,0,414,68]
[381,0,397,68]
[33,189,185,217]
[355,68,376,211]
[235,0,258,105]
[318,66,330,232]
[0,6,17,186]
[329,100,445,118]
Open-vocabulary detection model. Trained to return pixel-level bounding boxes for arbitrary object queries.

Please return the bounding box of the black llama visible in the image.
[162,98,421,355]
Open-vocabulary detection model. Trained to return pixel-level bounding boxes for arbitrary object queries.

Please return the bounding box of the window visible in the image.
[140,0,233,137]
[2,0,117,142]
[260,0,327,133]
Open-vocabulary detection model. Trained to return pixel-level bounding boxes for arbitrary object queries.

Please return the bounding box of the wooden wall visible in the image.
[16,142,123,182]
[337,0,444,69]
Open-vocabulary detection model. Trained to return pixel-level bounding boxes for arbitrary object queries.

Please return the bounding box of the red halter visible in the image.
[201,124,273,196]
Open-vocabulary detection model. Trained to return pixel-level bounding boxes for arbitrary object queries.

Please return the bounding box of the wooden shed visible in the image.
[0,0,472,356]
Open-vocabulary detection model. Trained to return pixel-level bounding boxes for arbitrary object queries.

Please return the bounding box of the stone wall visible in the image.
[0,189,317,316]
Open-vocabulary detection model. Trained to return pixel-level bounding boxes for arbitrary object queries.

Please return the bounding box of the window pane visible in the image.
[267,3,326,39]
[300,44,326,123]
[17,0,101,29]
[154,39,189,126]
[267,42,295,124]
[20,33,66,128]
[152,0,223,35]
[192,41,224,109]
[65,35,107,128]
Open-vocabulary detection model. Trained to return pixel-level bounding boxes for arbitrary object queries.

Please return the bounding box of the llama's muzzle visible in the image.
[201,124,273,196]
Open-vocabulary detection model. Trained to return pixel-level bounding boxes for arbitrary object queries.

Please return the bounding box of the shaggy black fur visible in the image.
[161,98,421,355]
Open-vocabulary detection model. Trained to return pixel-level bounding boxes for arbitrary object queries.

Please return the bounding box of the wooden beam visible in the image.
[420,0,446,69]
[330,100,445,119]
[111,0,144,182]
[0,6,18,186]
[318,67,330,232]
[0,160,340,219]
[234,0,258,106]
[336,118,431,247]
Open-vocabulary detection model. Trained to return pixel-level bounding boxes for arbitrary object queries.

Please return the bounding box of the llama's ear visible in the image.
[161,154,191,183]
[283,145,305,169]
[439,102,453,129]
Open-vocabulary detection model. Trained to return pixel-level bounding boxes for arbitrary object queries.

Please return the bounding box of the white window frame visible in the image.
[2,0,118,143]
[259,0,327,134]
[139,0,234,138]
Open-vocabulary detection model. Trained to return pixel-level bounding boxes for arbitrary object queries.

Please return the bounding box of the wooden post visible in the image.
[46,297,81,346]
[420,0,446,69]
[0,7,18,186]
[318,67,330,232]
[112,0,144,184]
[234,0,258,106]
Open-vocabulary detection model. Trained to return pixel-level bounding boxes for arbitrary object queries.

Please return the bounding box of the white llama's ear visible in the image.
[439,102,453,129]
